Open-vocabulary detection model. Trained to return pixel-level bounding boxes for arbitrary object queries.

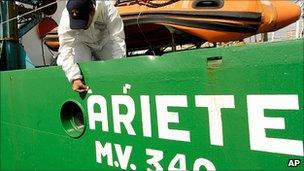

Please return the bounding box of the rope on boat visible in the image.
[115,0,180,8]
[136,0,158,56]
[145,0,180,8]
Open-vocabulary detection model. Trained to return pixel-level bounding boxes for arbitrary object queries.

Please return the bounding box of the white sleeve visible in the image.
[57,9,82,83]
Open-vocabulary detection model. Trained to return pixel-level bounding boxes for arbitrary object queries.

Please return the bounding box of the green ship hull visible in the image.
[1,39,303,170]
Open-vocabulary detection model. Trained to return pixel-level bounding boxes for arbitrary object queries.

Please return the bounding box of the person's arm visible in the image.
[57,9,88,92]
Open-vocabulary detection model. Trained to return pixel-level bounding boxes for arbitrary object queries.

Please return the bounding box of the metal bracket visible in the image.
[18,13,42,37]
[0,37,19,41]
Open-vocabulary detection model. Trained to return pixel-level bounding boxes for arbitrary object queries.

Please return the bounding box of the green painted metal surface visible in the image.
[1,39,303,170]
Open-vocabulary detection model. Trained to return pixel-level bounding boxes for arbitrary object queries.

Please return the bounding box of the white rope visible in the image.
[136,0,156,56]
[0,0,59,25]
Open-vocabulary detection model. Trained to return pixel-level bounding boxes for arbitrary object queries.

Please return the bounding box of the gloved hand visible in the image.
[72,79,89,93]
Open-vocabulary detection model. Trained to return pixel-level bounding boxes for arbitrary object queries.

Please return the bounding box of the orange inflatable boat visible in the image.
[44,0,301,52]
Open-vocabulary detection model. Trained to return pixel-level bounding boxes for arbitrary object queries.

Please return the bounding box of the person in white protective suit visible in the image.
[57,0,126,92]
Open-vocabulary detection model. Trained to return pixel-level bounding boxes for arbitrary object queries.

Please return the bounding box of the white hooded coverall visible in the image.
[57,0,126,82]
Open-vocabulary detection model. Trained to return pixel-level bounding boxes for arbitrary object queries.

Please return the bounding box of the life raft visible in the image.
[43,0,301,52]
